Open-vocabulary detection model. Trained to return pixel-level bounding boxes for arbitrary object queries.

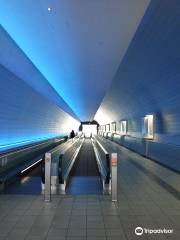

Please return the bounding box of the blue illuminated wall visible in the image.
[0,64,79,151]
[0,25,79,151]
[0,26,79,121]
[95,0,180,171]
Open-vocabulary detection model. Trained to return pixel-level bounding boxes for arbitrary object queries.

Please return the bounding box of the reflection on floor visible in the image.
[66,176,102,195]
[4,164,42,195]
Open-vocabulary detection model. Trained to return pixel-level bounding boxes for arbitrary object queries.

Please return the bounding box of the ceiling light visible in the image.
[48,7,51,11]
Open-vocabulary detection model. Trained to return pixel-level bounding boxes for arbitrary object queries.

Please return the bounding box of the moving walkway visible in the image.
[66,138,101,194]
[0,134,113,197]
[42,135,112,198]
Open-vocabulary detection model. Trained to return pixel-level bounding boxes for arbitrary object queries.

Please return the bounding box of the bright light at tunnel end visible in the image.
[94,108,111,125]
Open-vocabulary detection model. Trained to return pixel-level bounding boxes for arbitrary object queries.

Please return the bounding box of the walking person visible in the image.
[70,130,75,142]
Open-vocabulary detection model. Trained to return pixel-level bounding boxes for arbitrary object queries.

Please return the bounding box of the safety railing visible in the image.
[93,135,118,201]
[43,136,83,201]
[92,137,110,192]
[60,138,84,187]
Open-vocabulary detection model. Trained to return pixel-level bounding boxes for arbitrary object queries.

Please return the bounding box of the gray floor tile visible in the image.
[67,228,86,237]
[87,237,106,240]
[27,227,49,238]
[66,238,86,240]
[25,237,46,240]
[87,228,106,237]
[69,221,86,228]
[87,221,104,228]
[47,228,67,237]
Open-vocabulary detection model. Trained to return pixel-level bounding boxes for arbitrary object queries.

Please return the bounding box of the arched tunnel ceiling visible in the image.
[0,0,150,121]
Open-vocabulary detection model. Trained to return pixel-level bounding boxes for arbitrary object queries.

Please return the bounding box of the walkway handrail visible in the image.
[92,137,110,187]
[63,138,84,180]
[94,138,109,155]
[42,137,80,184]
[43,136,83,200]
[48,136,79,155]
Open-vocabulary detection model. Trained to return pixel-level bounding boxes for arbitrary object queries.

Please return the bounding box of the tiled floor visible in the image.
[0,139,180,240]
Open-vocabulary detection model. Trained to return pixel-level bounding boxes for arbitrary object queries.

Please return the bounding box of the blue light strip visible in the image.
[0,134,64,152]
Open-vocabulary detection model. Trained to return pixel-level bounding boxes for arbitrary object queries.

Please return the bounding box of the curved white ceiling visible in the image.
[0,0,150,121]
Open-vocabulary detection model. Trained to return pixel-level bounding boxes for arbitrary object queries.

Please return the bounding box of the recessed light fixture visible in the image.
[48,7,51,11]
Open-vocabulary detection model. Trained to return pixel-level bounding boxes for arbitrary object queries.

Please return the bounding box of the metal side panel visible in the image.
[62,138,84,189]
[91,138,110,193]
[44,152,51,202]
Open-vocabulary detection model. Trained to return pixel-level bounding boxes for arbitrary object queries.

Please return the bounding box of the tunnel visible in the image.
[0,1,180,239]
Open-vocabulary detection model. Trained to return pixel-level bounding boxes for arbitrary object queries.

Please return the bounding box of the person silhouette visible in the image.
[70,130,75,142]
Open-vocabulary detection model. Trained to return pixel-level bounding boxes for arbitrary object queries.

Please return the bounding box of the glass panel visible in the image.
[120,120,127,134]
